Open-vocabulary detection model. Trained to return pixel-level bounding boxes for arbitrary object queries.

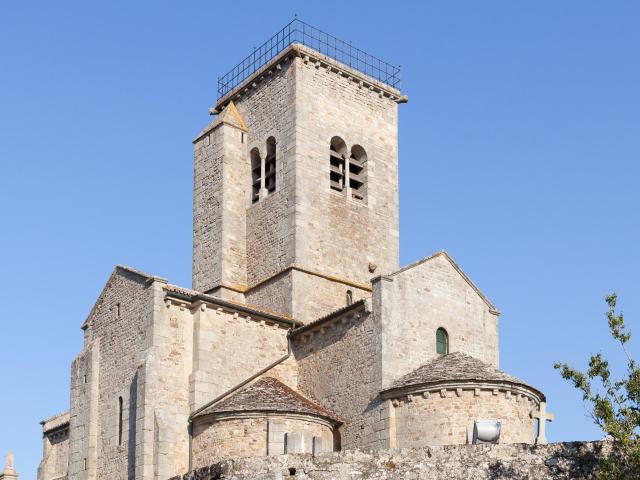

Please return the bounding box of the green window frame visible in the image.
[436,328,449,355]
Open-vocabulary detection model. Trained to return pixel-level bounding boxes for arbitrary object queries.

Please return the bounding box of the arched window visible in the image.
[251,147,262,203]
[265,137,276,194]
[436,328,449,355]
[349,145,367,202]
[346,290,353,306]
[117,396,124,446]
[329,137,348,192]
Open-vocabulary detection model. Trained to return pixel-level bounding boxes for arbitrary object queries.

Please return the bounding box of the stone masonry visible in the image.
[39,22,554,480]
[38,412,70,480]
[170,442,610,480]
[192,43,401,324]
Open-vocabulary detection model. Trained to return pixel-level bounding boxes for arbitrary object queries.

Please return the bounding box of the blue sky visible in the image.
[1,1,639,476]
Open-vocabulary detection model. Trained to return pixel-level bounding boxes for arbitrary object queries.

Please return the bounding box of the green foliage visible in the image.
[554,294,640,479]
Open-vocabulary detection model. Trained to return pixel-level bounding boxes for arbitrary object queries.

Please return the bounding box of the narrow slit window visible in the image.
[265,137,276,194]
[118,396,123,446]
[346,290,353,306]
[329,137,347,192]
[436,328,449,355]
[250,148,262,203]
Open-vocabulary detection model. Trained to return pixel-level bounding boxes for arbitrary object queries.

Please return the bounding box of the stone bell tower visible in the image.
[192,22,406,322]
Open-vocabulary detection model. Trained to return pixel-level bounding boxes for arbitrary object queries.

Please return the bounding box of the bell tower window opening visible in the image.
[251,148,262,203]
[436,328,449,355]
[329,137,347,192]
[349,145,367,201]
[265,137,276,194]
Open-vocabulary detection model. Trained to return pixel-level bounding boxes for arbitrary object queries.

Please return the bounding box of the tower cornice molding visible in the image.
[213,43,407,115]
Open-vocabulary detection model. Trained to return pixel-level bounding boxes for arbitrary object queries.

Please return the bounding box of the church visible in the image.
[37,19,551,480]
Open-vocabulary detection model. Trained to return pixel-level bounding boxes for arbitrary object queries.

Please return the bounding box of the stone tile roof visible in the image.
[40,410,70,433]
[292,299,366,337]
[163,284,299,326]
[193,377,341,425]
[387,352,544,399]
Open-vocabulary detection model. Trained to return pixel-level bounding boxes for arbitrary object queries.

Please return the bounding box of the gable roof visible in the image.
[81,265,167,330]
[217,101,248,131]
[192,377,341,425]
[388,251,499,315]
[193,100,248,143]
[383,352,543,399]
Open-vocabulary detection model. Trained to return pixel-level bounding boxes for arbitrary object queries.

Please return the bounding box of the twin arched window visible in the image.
[329,136,367,202]
[251,137,277,203]
[436,328,449,355]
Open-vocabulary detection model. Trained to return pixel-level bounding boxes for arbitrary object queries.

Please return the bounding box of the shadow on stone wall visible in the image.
[127,372,138,480]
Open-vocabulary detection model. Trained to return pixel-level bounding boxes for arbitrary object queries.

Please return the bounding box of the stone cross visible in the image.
[530,402,554,444]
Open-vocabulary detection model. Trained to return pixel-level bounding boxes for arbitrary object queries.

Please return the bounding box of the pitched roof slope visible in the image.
[386,352,543,399]
[194,377,341,424]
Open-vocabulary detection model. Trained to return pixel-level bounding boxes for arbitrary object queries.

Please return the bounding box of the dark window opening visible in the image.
[118,396,123,446]
[251,148,262,203]
[329,137,347,192]
[265,137,276,194]
[436,328,449,355]
[346,290,353,306]
[348,145,367,201]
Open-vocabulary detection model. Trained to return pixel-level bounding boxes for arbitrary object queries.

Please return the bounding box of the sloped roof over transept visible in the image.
[192,377,342,425]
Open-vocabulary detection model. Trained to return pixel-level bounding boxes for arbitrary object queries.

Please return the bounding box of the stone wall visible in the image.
[70,267,158,480]
[392,387,537,447]
[293,48,400,287]
[38,413,70,480]
[290,270,370,327]
[240,58,297,295]
[192,119,225,293]
[187,302,292,412]
[68,337,100,480]
[192,44,403,323]
[192,417,268,467]
[171,442,608,480]
[376,252,500,389]
[192,415,334,469]
[293,303,386,451]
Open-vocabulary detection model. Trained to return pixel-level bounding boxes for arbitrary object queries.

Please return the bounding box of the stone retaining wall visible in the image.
[171,442,608,480]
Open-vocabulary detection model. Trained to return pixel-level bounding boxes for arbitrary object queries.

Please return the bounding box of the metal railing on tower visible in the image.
[217,18,401,100]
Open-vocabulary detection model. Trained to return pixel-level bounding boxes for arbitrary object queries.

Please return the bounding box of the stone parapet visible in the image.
[169,441,610,480]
